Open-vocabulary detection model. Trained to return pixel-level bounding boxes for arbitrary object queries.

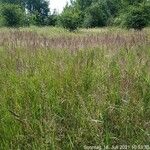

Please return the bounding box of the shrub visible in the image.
[59,7,81,31]
[0,4,25,27]
[45,11,58,26]
[120,4,150,30]
[83,1,110,28]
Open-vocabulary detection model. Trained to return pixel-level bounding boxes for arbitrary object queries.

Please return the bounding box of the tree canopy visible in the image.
[0,0,150,30]
[0,0,50,25]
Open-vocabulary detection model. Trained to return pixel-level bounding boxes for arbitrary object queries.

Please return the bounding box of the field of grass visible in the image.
[0,27,150,150]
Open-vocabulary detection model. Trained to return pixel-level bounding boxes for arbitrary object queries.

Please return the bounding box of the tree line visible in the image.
[0,0,57,27]
[0,0,150,31]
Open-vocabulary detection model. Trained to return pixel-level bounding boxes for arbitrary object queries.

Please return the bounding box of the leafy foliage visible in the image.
[0,0,150,29]
[59,6,81,31]
[123,0,147,5]
[0,0,25,7]
[83,1,110,28]
[120,4,150,30]
[45,10,58,26]
[0,0,50,26]
[25,0,50,25]
[0,4,25,27]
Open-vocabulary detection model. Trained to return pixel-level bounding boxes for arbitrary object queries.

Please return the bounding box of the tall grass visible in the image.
[0,27,150,149]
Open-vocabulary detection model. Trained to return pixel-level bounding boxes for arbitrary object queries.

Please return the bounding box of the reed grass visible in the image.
[0,27,150,150]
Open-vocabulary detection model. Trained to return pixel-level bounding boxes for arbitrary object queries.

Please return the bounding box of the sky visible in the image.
[50,0,70,13]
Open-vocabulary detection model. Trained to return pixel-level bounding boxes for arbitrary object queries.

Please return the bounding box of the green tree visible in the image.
[59,6,81,31]
[45,9,58,26]
[0,0,50,26]
[69,0,124,27]
[74,0,93,11]
[123,0,147,5]
[121,4,150,30]
[25,0,50,25]
[105,0,123,17]
[0,0,26,9]
[0,4,25,27]
[70,0,93,25]
[83,0,110,28]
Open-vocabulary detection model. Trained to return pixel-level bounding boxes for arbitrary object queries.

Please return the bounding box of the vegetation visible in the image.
[122,6,149,30]
[83,1,110,28]
[0,0,150,149]
[59,6,81,31]
[0,4,26,27]
[0,0,53,26]
[59,0,150,30]
[0,0,150,30]
[0,27,150,149]
[117,2,150,30]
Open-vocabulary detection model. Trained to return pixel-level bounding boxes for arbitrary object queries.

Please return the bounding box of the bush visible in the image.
[120,4,150,30]
[45,11,58,26]
[83,1,110,28]
[59,7,81,31]
[0,4,26,27]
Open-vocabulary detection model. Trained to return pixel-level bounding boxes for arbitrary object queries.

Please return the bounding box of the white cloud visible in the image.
[49,0,70,13]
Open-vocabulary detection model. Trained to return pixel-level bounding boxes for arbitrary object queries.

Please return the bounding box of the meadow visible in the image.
[0,27,150,150]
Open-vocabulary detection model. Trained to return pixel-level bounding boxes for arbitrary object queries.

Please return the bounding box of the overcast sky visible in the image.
[50,0,70,13]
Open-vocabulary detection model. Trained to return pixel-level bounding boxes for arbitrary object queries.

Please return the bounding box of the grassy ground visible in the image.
[0,27,150,150]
